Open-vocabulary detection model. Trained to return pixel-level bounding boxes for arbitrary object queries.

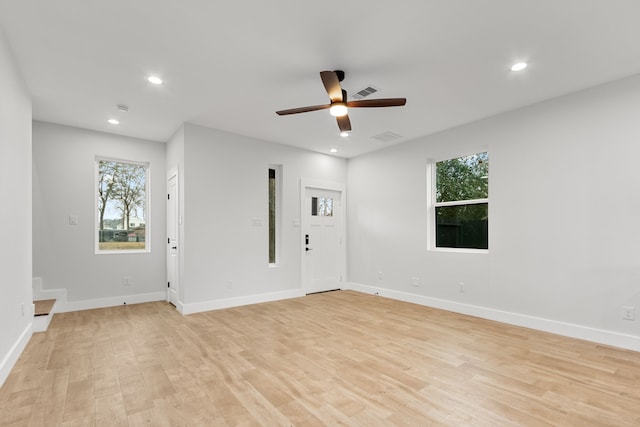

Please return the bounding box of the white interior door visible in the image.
[303,186,343,294]
[167,172,179,306]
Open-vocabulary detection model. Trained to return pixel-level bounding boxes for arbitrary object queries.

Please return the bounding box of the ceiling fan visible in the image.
[276,70,406,133]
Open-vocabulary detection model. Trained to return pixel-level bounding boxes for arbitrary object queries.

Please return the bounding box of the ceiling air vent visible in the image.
[370,131,403,143]
[352,85,379,100]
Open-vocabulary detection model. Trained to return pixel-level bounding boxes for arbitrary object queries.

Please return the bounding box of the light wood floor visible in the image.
[1,291,639,426]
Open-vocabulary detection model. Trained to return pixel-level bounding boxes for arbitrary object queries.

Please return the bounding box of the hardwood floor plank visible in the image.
[2,290,639,426]
[140,365,175,400]
[119,374,154,416]
[62,378,94,423]
[95,392,127,423]
[27,399,65,426]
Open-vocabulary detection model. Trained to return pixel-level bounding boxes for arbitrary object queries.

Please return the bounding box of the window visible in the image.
[96,158,149,253]
[268,166,281,264]
[311,197,333,216]
[430,152,488,250]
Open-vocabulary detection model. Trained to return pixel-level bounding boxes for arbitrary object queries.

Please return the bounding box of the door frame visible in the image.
[300,178,347,294]
[167,168,180,310]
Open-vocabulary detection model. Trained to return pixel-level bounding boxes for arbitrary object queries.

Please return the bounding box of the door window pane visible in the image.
[311,197,333,217]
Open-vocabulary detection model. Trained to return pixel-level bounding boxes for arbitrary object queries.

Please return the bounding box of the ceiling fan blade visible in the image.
[336,114,352,132]
[346,98,407,108]
[276,104,331,115]
[320,71,344,103]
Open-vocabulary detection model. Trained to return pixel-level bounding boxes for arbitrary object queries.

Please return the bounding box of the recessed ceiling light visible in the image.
[510,62,528,72]
[107,119,120,125]
[330,148,338,153]
[147,75,163,85]
[340,131,350,138]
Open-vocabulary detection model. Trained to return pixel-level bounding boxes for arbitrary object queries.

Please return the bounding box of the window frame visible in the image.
[95,156,151,255]
[427,152,489,253]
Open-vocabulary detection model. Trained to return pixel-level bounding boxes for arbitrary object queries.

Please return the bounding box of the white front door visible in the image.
[303,186,344,294]
[167,172,179,306]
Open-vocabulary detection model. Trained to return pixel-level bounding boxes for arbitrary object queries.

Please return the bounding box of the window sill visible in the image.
[428,247,489,254]
[95,249,151,255]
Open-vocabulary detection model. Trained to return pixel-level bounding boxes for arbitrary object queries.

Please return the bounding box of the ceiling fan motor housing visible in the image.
[275,69,406,135]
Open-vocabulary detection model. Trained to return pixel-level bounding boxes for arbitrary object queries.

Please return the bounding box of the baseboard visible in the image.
[181,289,306,315]
[33,312,53,333]
[33,277,67,310]
[0,322,32,387]
[33,277,167,313]
[176,301,185,315]
[346,282,640,352]
[57,291,167,313]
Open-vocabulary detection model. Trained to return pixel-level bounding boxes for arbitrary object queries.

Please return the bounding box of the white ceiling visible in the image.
[1,1,640,158]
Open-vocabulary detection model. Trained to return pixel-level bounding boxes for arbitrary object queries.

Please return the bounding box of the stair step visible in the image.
[34,299,56,317]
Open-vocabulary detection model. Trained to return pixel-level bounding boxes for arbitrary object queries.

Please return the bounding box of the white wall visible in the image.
[348,75,640,349]
[0,29,32,386]
[177,123,347,312]
[32,121,167,309]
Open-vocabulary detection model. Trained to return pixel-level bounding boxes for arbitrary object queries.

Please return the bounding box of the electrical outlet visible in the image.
[459,282,465,293]
[227,280,233,290]
[411,276,420,287]
[123,276,132,286]
[378,271,383,281]
[622,306,635,321]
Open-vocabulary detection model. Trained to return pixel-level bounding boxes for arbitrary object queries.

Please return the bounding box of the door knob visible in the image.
[171,246,177,250]
[305,247,312,251]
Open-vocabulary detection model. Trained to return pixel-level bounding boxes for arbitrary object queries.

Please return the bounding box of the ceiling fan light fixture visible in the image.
[329,103,348,117]
[340,131,349,138]
[510,62,528,72]
[147,75,163,85]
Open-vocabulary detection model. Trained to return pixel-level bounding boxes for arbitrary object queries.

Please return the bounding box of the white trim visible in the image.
[33,277,67,306]
[345,282,640,352]
[435,198,488,208]
[33,310,54,333]
[56,291,166,313]
[176,301,186,315]
[426,160,436,251]
[300,178,347,294]
[0,323,32,387]
[429,247,489,254]
[167,167,180,309]
[34,278,164,313]
[427,151,489,252]
[181,289,305,315]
